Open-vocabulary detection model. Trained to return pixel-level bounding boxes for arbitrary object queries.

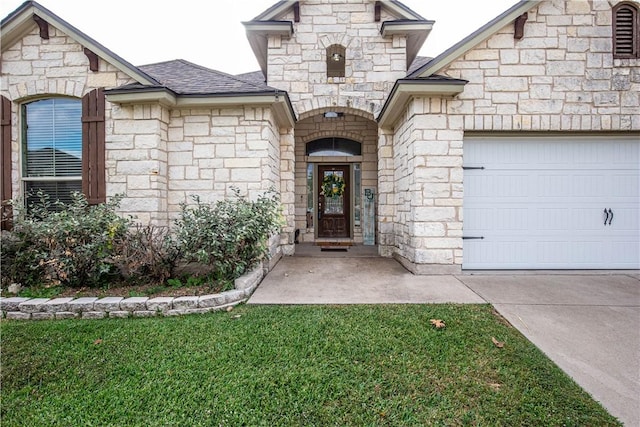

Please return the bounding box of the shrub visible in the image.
[175,189,282,283]
[110,224,180,284]
[1,192,130,288]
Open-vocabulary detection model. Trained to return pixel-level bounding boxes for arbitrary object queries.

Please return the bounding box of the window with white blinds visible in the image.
[23,98,82,206]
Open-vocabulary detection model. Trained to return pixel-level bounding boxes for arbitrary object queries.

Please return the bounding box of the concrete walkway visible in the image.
[249,254,640,426]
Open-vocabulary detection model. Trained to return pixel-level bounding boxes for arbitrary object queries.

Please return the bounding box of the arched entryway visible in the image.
[293,109,378,245]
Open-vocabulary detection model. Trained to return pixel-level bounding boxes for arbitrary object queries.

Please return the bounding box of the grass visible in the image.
[1,305,620,426]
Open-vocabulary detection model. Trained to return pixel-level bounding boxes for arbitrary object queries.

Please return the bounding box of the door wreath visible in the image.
[321,173,345,198]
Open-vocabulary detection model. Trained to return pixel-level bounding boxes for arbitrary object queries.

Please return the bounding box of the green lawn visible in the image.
[1,305,620,426]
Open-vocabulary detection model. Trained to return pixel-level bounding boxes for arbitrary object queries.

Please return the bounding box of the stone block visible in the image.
[55,312,79,320]
[32,312,55,320]
[82,311,107,319]
[0,297,31,312]
[19,298,50,313]
[6,312,31,320]
[68,297,98,313]
[221,290,245,303]
[120,297,149,311]
[485,77,528,91]
[172,296,199,310]
[234,268,263,290]
[42,298,74,313]
[133,311,157,318]
[109,311,131,319]
[198,294,227,308]
[146,297,174,312]
[94,297,123,312]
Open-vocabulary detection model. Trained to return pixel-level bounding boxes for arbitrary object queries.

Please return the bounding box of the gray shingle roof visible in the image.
[407,56,432,76]
[130,59,277,95]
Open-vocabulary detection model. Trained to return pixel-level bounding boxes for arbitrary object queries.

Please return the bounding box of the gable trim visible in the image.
[1,1,159,86]
[410,0,541,78]
[377,78,467,129]
[105,89,297,128]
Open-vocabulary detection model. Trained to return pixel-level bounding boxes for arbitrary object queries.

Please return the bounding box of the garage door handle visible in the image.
[604,208,609,225]
[608,208,613,225]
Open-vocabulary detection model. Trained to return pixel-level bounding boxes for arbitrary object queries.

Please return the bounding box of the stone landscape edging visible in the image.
[0,266,264,321]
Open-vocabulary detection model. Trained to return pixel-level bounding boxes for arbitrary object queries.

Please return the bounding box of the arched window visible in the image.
[613,2,639,58]
[326,44,346,77]
[306,137,361,156]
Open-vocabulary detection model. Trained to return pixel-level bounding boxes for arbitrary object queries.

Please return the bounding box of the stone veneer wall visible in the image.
[387,0,640,273]
[1,26,135,209]
[266,0,408,118]
[293,109,378,243]
[108,103,170,225]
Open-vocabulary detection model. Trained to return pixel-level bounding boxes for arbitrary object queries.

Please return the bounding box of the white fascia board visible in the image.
[243,21,293,77]
[381,21,433,37]
[415,0,541,77]
[107,92,296,128]
[377,81,465,129]
[243,21,293,36]
[105,90,177,107]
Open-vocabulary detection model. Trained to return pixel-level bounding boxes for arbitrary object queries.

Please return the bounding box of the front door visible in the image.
[318,165,350,238]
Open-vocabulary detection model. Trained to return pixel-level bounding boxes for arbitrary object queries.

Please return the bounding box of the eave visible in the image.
[377,79,467,129]
[1,1,158,86]
[105,88,297,129]
[243,20,294,78]
[381,20,434,69]
[411,0,542,78]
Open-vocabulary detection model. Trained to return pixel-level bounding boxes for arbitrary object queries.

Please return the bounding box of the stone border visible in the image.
[0,267,264,321]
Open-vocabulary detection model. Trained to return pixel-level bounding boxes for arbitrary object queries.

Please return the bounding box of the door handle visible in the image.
[604,208,609,226]
[608,208,613,226]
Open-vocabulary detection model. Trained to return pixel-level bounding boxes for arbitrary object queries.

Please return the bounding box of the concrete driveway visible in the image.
[249,255,639,425]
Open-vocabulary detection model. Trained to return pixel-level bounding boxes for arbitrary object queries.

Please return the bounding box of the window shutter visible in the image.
[613,4,638,58]
[1,95,12,229]
[81,88,106,205]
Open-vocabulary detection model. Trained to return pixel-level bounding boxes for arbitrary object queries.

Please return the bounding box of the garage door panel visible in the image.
[463,136,639,269]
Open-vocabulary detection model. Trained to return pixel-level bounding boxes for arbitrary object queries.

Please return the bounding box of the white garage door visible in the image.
[463,135,640,269]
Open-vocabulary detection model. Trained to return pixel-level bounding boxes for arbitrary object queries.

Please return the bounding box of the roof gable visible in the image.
[409,0,542,78]
[253,0,425,21]
[1,1,158,86]
[245,0,433,76]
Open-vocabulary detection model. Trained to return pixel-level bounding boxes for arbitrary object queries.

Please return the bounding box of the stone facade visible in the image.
[1,25,135,208]
[267,1,407,117]
[380,0,640,272]
[2,0,639,274]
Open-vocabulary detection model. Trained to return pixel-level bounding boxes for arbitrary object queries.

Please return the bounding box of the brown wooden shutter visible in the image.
[1,95,12,230]
[82,88,106,205]
[613,4,638,58]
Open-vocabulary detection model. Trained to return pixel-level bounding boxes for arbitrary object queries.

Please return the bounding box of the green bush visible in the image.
[1,189,283,291]
[1,192,130,288]
[175,189,282,283]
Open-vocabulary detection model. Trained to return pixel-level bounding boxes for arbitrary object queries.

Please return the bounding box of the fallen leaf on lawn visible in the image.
[93,339,103,345]
[491,337,505,348]
[231,314,242,319]
[430,319,446,329]
[488,382,502,391]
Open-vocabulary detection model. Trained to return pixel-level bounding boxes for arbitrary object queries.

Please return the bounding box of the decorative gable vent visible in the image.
[327,44,346,78]
[613,2,639,58]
